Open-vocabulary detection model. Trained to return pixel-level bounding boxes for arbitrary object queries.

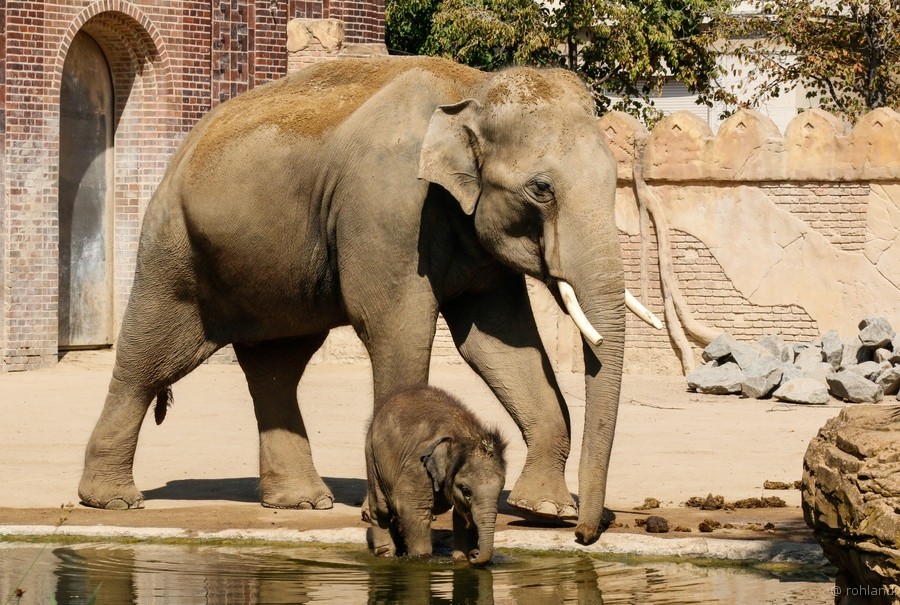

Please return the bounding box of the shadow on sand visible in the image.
[142,477,368,507]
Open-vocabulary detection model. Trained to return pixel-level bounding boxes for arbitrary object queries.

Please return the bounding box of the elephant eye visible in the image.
[525,176,555,204]
[460,485,472,501]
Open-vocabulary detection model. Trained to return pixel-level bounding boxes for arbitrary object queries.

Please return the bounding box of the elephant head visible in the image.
[421,433,507,566]
[419,68,660,544]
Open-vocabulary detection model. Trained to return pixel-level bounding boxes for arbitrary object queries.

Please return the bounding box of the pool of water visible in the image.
[1,541,833,604]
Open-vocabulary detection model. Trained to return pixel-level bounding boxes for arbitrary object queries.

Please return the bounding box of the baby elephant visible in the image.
[365,385,507,566]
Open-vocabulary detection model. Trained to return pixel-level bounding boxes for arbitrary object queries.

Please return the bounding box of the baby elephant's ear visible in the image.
[420,436,453,493]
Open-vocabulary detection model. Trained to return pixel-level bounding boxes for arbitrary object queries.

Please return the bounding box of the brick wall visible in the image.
[0,2,385,371]
[0,2,6,361]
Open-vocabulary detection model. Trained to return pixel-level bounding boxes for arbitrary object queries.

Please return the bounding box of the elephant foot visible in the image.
[507,475,577,520]
[260,477,334,510]
[78,472,145,510]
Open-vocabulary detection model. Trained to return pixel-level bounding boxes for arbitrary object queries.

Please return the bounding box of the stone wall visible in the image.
[606,107,900,375]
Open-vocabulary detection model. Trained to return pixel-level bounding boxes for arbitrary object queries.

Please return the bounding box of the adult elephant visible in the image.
[78,56,659,544]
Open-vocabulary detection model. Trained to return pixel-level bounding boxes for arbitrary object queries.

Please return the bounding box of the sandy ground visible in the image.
[0,350,843,560]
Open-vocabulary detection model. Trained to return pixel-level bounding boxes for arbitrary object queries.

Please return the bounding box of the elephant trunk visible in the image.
[551,214,626,546]
[468,505,498,566]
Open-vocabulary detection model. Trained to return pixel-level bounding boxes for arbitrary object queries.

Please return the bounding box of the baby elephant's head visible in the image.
[422,430,507,566]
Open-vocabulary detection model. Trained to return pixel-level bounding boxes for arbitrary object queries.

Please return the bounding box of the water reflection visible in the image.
[0,542,830,605]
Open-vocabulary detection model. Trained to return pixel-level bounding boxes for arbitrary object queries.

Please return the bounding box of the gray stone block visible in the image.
[773,378,830,405]
[821,330,843,369]
[687,362,744,395]
[858,316,895,348]
[756,334,792,363]
[779,363,805,385]
[795,345,825,371]
[875,366,900,396]
[874,348,895,364]
[804,361,838,383]
[826,370,884,403]
[841,339,870,370]
[741,357,784,399]
[847,360,887,381]
[731,341,766,370]
[702,333,738,363]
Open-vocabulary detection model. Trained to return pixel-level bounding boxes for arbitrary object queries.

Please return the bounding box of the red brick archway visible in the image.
[55,4,177,343]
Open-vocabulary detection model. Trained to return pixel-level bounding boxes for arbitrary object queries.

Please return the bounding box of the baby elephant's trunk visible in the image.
[469,507,497,566]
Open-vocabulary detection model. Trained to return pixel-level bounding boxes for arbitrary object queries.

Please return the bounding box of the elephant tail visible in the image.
[154,386,173,425]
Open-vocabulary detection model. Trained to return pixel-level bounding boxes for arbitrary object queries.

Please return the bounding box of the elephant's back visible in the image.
[186,56,486,178]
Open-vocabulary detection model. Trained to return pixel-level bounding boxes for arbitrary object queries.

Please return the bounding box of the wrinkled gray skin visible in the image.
[78,56,624,544]
[366,386,506,566]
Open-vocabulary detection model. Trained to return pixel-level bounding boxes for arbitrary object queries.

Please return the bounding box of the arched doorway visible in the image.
[58,30,114,349]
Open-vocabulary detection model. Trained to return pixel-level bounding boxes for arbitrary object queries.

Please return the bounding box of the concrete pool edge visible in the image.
[0,525,828,567]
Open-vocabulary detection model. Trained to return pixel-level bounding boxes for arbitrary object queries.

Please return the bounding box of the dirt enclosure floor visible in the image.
[0,350,843,555]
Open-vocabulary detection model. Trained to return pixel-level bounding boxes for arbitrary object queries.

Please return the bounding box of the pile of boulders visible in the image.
[686,317,900,404]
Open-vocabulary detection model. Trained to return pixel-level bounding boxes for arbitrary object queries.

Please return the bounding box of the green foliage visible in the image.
[385,0,729,124]
[713,0,900,123]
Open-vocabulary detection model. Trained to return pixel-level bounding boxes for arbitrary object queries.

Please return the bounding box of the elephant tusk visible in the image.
[558,281,603,346]
[625,289,663,330]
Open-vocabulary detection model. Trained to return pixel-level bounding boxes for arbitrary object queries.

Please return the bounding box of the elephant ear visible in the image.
[420,436,453,493]
[418,99,483,215]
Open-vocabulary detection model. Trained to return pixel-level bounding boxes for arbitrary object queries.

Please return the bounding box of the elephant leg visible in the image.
[234,335,332,509]
[371,522,397,557]
[442,275,577,519]
[396,505,434,558]
[79,297,218,510]
[452,509,477,562]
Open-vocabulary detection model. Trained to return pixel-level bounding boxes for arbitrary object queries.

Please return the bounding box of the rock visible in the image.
[702,333,738,363]
[741,357,783,399]
[827,370,884,403]
[821,330,844,369]
[876,366,900,396]
[858,316,895,349]
[730,341,765,370]
[803,404,900,602]
[841,339,870,370]
[847,360,888,381]
[795,345,824,371]
[644,515,669,533]
[686,362,744,395]
[757,334,792,363]
[874,348,895,364]
[779,364,805,385]
[773,378,831,405]
[804,361,838,383]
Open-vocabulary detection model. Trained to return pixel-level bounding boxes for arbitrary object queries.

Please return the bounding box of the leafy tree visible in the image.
[712,0,900,122]
[385,0,730,123]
